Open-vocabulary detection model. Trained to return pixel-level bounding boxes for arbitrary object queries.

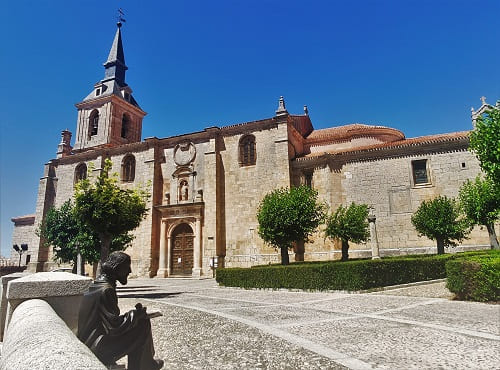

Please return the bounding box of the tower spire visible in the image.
[102,22,128,86]
[74,15,146,152]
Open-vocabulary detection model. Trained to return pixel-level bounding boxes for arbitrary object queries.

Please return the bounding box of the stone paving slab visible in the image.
[119,298,346,370]
[370,281,454,299]
[385,300,500,336]
[117,278,500,370]
[297,295,434,315]
[288,317,497,370]
[221,305,347,327]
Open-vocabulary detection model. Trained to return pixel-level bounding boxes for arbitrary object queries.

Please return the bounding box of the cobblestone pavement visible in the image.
[117,279,500,370]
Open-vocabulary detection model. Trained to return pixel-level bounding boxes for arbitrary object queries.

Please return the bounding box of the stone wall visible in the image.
[338,150,491,253]
[108,147,157,277]
[28,145,157,276]
[286,147,495,262]
[221,121,291,267]
[10,219,35,266]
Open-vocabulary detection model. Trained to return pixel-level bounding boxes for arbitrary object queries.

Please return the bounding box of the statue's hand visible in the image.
[134,302,147,319]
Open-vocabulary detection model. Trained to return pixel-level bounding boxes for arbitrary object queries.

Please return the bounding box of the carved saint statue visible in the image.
[77,252,164,370]
[180,180,189,201]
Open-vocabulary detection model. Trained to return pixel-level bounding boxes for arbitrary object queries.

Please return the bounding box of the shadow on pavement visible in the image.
[117,292,185,299]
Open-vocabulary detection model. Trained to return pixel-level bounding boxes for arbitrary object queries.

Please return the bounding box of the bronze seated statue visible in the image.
[78,252,164,370]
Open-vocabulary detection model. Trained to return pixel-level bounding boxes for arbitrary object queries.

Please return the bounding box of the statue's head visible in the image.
[101,252,132,285]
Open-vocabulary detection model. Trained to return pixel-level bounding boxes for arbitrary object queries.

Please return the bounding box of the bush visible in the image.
[446,251,500,302]
[216,254,463,291]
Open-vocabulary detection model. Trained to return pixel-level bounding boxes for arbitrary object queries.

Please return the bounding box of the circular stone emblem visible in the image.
[173,141,196,166]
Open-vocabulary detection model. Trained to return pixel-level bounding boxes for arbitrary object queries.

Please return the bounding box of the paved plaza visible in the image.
[117,278,500,370]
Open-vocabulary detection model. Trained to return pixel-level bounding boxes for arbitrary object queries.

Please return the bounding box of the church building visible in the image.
[15,23,495,277]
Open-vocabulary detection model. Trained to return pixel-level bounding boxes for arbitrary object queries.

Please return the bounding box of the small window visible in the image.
[89,109,99,137]
[239,135,256,166]
[121,155,135,182]
[121,113,130,139]
[95,88,101,96]
[304,172,313,188]
[412,159,429,185]
[74,163,87,185]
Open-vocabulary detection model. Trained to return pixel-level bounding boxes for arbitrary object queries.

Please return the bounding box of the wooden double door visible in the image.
[171,223,194,275]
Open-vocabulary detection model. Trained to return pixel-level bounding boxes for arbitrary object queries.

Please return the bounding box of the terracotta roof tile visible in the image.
[306,123,405,144]
[303,131,470,158]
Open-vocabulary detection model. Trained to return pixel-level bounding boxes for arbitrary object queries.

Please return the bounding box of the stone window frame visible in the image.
[238,134,256,167]
[88,109,99,138]
[121,154,136,183]
[411,158,431,187]
[74,163,87,186]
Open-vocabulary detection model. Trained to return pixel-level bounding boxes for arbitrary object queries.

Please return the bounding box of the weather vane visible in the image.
[117,8,126,26]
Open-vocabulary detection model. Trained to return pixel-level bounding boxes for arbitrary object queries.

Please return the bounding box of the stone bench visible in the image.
[0,272,106,370]
[0,298,106,370]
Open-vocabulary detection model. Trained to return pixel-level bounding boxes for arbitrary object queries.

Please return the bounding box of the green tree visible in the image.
[459,176,500,249]
[75,159,149,266]
[411,196,471,254]
[469,102,500,184]
[257,186,326,265]
[38,200,100,269]
[324,202,370,261]
[39,200,135,270]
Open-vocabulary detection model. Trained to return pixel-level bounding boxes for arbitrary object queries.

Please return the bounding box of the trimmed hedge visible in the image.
[216,254,463,291]
[0,266,27,277]
[446,250,500,302]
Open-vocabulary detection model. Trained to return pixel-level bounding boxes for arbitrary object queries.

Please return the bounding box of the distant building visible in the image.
[13,23,495,277]
[10,214,34,266]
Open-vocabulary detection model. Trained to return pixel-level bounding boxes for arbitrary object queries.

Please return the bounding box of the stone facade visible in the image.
[10,215,35,266]
[12,25,498,277]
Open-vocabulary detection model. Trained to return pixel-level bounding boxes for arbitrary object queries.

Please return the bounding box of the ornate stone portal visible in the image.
[155,202,204,278]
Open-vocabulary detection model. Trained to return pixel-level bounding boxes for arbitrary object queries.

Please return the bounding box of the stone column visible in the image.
[166,230,172,276]
[368,210,380,259]
[157,220,168,277]
[192,218,202,278]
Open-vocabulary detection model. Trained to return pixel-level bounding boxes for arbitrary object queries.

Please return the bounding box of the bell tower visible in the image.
[73,21,146,152]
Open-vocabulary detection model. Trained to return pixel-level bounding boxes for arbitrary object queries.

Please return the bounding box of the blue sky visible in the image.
[1,0,499,257]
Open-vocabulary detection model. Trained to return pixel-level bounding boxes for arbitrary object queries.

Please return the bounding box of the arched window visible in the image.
[74,163,87,185]
[239,135,256,166]
[121,155,136,182]
[89,110,99,137]
[121,113,130,139]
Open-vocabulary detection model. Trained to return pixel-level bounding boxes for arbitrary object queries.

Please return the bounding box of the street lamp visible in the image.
[12,244,28,267]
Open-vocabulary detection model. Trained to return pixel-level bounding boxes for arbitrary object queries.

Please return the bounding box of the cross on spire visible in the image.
[117,8,126,27]
[480,96,487,105]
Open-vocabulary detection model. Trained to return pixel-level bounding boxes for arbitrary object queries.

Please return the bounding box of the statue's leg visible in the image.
[94,319,162,369]
[126,319,163,370]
